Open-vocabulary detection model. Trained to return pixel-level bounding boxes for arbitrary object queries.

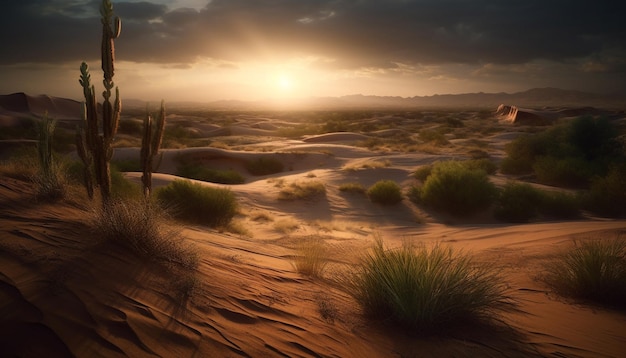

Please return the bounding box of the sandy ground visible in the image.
[1,97,626,357]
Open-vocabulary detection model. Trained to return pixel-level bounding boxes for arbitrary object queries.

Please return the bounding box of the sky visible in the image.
[1,0,625,103]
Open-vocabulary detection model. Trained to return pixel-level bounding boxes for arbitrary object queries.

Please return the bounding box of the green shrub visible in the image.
[407,185,423,204]
[347,239,512,332]
[413,165,433,182]
[111,159,141,172]
[494,183,542,223]
[538,191,580,219]
[581,165,626,217]
[177,162,245,184]
[157,180,237,227]
[420,161,497,216]
[91,198,198,269]
[339,182,366,194]
[533,156,595,188]
[245,157,284,176]
[543,238,626,308]
[367,180,403,205]
[463,158,498,175]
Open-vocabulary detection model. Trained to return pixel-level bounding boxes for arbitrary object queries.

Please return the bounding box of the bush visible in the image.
[463,158,498,175]
[413,165,433,182]
[494,183,543,223]
[278,180,326,200]
[91,198,198,269]
[420,161,497,216]
[367,180,403,205]
[581,165,626,217]
[245,157,284,176]
[347,239,513,332]
[177,162,245,184]
[543,238,626,308]
[538,191,580,219]
[157,180,238,227]
[533,156,595,188]
[339,182,366,194]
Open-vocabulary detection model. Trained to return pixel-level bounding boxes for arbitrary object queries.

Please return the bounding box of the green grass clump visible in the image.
[339,182,366,194]
[543,238,626,308]
[157,179,238,227]
[177,162,245,184]
[420,161,497,216]
[278,181,326,200]
[347,239,513,332]
[91,198,198,269]
[367,180,403,205]
[245,157,285,176]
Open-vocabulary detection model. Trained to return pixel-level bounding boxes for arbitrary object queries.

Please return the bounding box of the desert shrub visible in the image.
[245,157,284,176]
[463,158,498,175]
[406,185,423,204]
[543,238,626,308]
[367,180,403,205]
[413,165,433,182]
[420,161,497,216]
[533,156,595,188]
[111,159,141,172]
[91,198,198,269]
[347,239,512,332]
[494,183,543,223]
[177,162,245,184]
[110,168,142,199]
[339,182,366,194]
[157,179,237,227]
[419,129,449,146]
[538,191,580,219]
[581,165,626,217]
[278,181,326,200]
[293,237,328,278]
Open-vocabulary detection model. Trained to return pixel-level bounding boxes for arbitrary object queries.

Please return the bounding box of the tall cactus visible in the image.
[78,0,121,205]
[141,101,166,197]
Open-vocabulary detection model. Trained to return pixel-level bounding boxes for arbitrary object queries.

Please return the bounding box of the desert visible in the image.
[1,89,626,357]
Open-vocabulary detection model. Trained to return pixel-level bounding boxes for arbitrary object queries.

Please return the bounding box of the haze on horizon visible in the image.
[1,0,625,104]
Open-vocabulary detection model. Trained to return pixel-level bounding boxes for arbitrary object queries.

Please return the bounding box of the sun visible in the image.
[276,74,293,91]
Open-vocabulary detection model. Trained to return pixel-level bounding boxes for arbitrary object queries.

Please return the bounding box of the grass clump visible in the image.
[91,198,198,269]
[278,180,326,200]
[339,182,366,194]
[367,180,403,205]
[543,238,626,308]
[157,179,237,227]
[177,162,245,184]
[293,237,328,278]
[347,238,513,332]
[245,157,284,176]
[419,161,497,216]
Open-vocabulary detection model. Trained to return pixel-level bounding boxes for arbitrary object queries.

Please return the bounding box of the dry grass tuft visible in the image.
[278,180,326,200]
[293,236,328,278]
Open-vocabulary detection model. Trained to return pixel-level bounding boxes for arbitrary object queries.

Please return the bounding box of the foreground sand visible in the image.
[2,104,626,357]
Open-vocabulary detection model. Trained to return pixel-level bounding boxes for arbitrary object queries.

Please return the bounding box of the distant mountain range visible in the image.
[1,88,625,117]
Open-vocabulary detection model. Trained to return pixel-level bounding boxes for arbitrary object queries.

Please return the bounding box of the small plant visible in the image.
[278,181,326,200]
[177,162,245,184]
[274,218,300,234]
[538,191,580,219]
[347,238,513,332]
[293,237,328,278]
[338,182,366,194]
[91,198,198,269]
[493,182,542,223]
[413,164,433,182]
[542,238,626,308]
[34,114,66,201]
[367,180,403,205]
[581,165,626,218]
[245,157,284,176]
[157,180,238,227]
[420,161,497,216]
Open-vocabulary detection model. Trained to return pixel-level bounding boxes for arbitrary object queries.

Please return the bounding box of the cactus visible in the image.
[78,0,121,205]
[140,100,166,197]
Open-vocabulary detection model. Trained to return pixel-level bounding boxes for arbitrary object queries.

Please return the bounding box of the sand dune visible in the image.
[2,104,626,357]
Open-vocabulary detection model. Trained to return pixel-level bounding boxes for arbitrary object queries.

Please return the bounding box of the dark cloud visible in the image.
[1,0,625,73]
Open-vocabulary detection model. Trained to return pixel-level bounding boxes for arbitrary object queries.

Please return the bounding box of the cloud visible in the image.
[1,0,625,75]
